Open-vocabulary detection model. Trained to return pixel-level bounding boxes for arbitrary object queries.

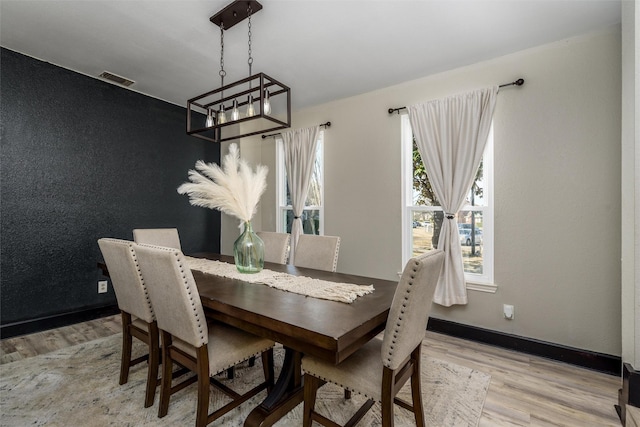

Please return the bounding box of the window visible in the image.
[401,116,494,289]
[276,132,324,235]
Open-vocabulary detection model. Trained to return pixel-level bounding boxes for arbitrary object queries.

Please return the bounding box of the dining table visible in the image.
[99,252,399,427]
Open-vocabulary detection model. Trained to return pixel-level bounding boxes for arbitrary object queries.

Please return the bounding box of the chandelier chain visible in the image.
[219,22,226,82]
[247,4,253,76]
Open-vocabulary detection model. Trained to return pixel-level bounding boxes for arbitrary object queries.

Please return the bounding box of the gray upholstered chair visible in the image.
[134,243,275,427]
[133,228,181,250]
[97,238,160,408]
[301,249,445,427]
[293,234,340,272]
[133,227,246,379]
[256,231,291,264]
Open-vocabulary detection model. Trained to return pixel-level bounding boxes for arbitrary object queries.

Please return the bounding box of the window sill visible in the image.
[466,282,498,293]
[397,271,498,294]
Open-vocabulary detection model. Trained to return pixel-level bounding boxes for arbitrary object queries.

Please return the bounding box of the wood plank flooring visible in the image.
[0,315,621,426]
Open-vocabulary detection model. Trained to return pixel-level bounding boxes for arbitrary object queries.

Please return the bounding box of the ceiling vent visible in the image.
[98,71,135,87]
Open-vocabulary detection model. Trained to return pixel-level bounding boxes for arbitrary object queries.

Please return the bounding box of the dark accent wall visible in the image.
[1,48,220,328]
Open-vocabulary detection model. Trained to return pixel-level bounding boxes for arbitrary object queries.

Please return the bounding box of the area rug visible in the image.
[0,334,490,426]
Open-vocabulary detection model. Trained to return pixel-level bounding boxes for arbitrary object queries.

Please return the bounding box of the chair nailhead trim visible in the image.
[174,252,206,344]
[384,259,423,368]
[127,241,155,319]
[213,345,274,375]
[303,370,374,401]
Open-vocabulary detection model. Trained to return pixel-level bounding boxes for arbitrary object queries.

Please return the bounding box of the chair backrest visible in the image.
[134,243,208,348]
[97,238,155,323]
[293,234,341,272]
[381,250,445,370]
[133,228,182,250]
[256,231,291,264]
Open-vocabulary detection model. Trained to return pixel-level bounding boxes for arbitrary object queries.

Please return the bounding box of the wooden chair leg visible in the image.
[226,356,256,381]
[119,312,133,385]
[344,389,352,399]
[144,322,160,408]
[381,367,395,427]
[303,374,320,427]
[262,348,275,392]
[158,332,173,418]
[410,347,425,427]
[195,346,210,427]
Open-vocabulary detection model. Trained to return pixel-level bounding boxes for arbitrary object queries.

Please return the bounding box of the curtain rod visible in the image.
[261,121,331,139]
[387,78,524,115]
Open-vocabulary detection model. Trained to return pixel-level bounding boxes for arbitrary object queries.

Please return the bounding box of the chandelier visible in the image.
[187,0,291,143]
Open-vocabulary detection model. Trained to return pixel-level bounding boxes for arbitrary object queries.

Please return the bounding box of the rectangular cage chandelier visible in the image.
[186,0,291,143]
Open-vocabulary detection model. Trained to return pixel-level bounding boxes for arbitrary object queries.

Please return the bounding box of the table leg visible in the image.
[244,347,304,427]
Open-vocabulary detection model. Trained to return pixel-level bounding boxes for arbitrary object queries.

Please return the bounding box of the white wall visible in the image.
[226,27,622,356]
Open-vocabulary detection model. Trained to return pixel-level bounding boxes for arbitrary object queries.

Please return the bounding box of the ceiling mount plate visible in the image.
[210,0,263,30]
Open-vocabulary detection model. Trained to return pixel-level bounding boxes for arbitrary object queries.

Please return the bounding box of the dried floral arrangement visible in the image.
[177,143,268,224]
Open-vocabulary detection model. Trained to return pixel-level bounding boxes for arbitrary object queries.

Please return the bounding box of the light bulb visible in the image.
[218,105,227,124]
[205,109,215,127]
[231,99,240,121]
[263,89,271,115]
[246,94,255,117]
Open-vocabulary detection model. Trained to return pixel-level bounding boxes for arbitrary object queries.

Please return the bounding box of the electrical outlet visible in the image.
[503,304,514,320]
[98,280,108,294]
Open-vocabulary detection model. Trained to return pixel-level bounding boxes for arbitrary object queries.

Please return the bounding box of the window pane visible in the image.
[283,209,321,235]
[413,136,485,207]
[458,210,483,274]
[306,143,323,207]
[411,211,441,256]
[412,135,485,275]
[285,140,323,207]
[412,138,439,206]
[466,161,486,207]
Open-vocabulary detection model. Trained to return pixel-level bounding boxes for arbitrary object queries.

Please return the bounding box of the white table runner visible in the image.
[186,257,374,303]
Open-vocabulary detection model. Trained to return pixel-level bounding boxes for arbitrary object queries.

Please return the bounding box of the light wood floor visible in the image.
[1,315,621,426]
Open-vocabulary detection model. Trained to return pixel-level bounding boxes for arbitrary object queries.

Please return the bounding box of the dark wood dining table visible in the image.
[98,252,398,427]
[190,253,398,427]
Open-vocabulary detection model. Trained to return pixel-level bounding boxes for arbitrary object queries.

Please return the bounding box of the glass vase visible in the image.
[233,221,264,273]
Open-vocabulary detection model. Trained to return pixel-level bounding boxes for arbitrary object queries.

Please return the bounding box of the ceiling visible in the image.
[0,0,621,110]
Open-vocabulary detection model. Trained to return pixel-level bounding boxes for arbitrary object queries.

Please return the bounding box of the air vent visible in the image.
[98,71,135,87]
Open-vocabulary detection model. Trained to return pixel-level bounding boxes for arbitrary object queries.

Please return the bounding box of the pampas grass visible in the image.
[177,143,268,224]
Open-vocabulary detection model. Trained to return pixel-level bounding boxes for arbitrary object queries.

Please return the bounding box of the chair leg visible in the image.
[226,367,235,379]
[119,312,133,385]
[381,367,395,427]
[303,374,320,427]
[144,321,160,408]
[195,346,210,427]
[344,389,352,399]
[262,348,275,392]
[410,347,425,427]
[158,332,173,418]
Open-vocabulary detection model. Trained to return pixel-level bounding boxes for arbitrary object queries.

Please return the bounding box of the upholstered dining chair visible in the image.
[293,234,341,272]
[133,228,181,250]
[256,231,291,264]
[301,249,445,427]
[133,227,241,380]
[134,243,276,427]
[97,238,160,408]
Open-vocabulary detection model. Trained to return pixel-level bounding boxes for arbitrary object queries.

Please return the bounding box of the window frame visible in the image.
[401,115,496,292]
[276,132,325,235]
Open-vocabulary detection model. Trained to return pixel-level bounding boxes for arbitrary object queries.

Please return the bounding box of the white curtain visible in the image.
[408,87,497,306]
[282,125,321,262]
